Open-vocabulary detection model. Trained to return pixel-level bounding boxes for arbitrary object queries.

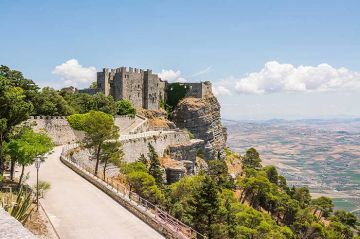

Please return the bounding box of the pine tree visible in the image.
[147,143,163,187]
[138,153,148,166]
[191,176,220,239]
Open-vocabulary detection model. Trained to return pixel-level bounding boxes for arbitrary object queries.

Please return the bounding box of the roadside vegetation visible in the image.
[120,147,360,239]
[0,65,54,235]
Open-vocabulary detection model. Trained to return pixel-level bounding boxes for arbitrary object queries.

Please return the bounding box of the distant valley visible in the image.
[224,118,360,218]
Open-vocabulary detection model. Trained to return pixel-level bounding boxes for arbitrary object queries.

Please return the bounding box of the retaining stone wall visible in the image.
[0,208,36,239]
[121,130,190,162]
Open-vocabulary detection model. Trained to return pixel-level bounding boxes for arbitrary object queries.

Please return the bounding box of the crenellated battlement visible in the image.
[102,67,154,75]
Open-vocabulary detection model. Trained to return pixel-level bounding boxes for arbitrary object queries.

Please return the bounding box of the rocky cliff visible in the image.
[171,93,227,160]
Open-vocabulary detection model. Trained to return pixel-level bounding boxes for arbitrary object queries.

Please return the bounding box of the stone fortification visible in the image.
[28,116,203,175]
[120,130,203,163]
[28,115,149,145]
[171,88,227,160]
[28,116,83,145]
[79,66,215,112]
[80,67,166,110]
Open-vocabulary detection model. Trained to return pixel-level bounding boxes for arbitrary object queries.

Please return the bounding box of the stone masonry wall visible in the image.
[121,130,190,162]
[94,67,166,110]
[0,208,36,239]
[28,116,83,145]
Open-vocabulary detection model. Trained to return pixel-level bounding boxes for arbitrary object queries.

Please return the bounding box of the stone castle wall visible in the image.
[27,117,201,167]
[28,115,148,145]
[93,67,166,110]
[120,130,191,162]
[184,81,213,99]
[28,116,83,145]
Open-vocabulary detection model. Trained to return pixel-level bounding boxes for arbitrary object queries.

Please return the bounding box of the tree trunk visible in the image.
[103,158,108,180]
[10,159,16,181]
[94,143,102,176]
[207,214,213,239]
[18,165,25,187]
[0,137,4,176]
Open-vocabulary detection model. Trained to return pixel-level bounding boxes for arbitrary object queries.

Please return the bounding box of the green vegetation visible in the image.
[34,181,51,198]
[67,111,120,175]
[100,141,123,179]
[147,143,163,187]
[120,146,359,239]
[0,66,34,175]
[0,65,137,176]
[5,127,54,186]
[120,160,165,204]
[165,82,189,111]
[116,99,136,117]
[1,187,33,225]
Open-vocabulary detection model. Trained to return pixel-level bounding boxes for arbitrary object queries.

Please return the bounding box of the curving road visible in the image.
[26,146,164,239]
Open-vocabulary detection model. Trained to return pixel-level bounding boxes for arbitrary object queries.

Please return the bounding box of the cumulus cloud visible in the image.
[158,69,187,83]
[52,59,97,87]
[212,85,232,96]
[235,61,360,94]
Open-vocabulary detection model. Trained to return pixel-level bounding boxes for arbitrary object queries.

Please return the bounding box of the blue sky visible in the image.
[1,0,360,120]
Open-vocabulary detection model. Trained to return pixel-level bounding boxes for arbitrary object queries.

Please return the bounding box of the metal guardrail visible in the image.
[61,144,206,239]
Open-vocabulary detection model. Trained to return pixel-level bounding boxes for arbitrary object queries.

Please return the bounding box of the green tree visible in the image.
[0,65,39,104]
[263,166,279,184]
[138,153,148,166]
[126,171,165,204]
[147,143,163,187]
[100,141,123,179]
[67,111,119,175]
[242,148,262,170]
[327,221,354,239]
[333,210,358,228]
[190,176,221,239]
[292,208,326,239]
[121,161,148,175]
[120,161,165,204]
[91,93,117,115]
[167,175,205,225]
[207,159,234,189]
[116,99,136,117]
[311,196,334,218]
[291,187,311,209]
[5,128,53,186]
[0,76,33,175]
[33,87,74,115]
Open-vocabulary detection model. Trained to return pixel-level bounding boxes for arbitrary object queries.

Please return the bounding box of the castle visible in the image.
[80,66,213,110]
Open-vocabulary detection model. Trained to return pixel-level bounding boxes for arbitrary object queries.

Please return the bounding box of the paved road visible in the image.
[26,146,164,239]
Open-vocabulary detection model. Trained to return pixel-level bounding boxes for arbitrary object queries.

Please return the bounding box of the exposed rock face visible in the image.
[171,94,227,160]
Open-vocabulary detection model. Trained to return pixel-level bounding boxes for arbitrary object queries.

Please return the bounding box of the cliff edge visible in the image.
[171,92,227,160]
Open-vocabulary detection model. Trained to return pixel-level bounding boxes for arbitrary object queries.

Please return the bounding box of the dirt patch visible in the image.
[160,156,182,168]
[25,203,58,239]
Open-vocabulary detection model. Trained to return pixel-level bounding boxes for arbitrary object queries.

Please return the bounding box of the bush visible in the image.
[116,100,136,117]
[33,181,51,198]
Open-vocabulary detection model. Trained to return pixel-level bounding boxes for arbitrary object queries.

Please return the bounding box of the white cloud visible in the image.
[234,61,360,94]
[212,85,232,96]
[158,69,187,83]
[191,66,212,77]
[52,59,97,87]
